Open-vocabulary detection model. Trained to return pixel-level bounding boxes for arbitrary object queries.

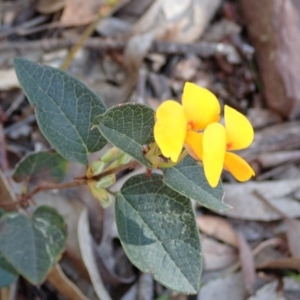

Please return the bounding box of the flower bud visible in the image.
[86,161,105,178]
[101,147,121,163]
[88,181,112,208]
[117,152,132,165]
[96,174,116,188]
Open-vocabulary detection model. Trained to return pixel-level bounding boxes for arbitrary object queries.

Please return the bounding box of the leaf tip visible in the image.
[13,57,28,69]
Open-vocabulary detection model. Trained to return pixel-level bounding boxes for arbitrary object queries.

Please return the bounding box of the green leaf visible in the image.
[14,58,107,164]
[115,173,202,294]
[163,156,229,212]
[12,151,68,183]
[93,103,154,168]
[0,205,67,284]
[0,254,18,289]
[0,209,18,288]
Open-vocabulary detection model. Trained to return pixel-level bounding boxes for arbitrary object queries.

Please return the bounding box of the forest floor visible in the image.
[1,0,300,299]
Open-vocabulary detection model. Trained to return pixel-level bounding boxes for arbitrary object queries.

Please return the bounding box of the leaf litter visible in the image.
[1,0,300,298]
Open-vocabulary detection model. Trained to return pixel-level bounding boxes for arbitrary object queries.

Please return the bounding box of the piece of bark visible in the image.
[255,151,300,169]
[237,232,255,295]
[242,121,300,161]
[247,108,282,129]
[197,215,239,247]
[241,0,300,118]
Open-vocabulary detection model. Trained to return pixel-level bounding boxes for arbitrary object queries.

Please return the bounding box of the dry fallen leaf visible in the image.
[202,236,238,271]
[253,190,300,259]
[60,0,103,26]
[137,273,153,300]
[78,209,112,300]
[37,0,66,14]
[248,277,300,300]
[237,232,255,295]
[197,215,238,247]
[0,69,20,91]
[132,0,223,43]
[198,272,247,300]
[97,204,135,285]
[47,265,91,300]
[247,108,282,130]
[285,218,300,258]
[255,151,300,169]
[242,121,300,161]
[218,180,300,221]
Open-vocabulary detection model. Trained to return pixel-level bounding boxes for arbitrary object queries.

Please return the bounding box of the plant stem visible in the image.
[0,160,139,209]
[93,160,139,181]
[25,179,87,199]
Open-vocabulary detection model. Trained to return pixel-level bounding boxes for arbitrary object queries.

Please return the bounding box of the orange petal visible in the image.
[184,131,203,160]
[224,152,255,182]
[202,123,226,187]
[154,100,187,162]
[182,82,220,130]
[225,105,254,150]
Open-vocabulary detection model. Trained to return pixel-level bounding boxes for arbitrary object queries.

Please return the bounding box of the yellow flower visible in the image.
[200,105,255,187]
[153,82,255,188]
[154,82,220,163]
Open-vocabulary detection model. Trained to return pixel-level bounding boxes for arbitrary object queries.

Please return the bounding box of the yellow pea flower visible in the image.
[201,105,255,187]
[154,82,220,163]
[154,82,255,188]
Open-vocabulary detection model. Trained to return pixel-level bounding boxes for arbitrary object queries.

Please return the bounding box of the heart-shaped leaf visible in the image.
[0,206,67,284]
[163,156,229,211]
[115,173,202,294]
[93,103,155,168]
[14,58,107,164]
[12,151,68,183]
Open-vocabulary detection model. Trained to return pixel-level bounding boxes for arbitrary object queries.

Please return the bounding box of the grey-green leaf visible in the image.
[115,173,202,294]
[0,206,67,284]
[0,254,18,288]
[0,209,18,289]
[163,156,229,212]
[14,58,107,164]
[93,103,154,168]
[12,151,68,183]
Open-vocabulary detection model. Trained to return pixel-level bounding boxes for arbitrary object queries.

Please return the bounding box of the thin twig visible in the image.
[0,38,236,59]
[60,1,121,70]
[0,20,90,39]
[227,237,284,274]
[0,123,9,172]
[24,179,87,200]
[60,16,103,70]
[0,160,139,209]
[27,160,139,198]
[92,160,139,181]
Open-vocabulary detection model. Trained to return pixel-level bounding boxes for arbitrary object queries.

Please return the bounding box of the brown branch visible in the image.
[92,160,139,181]
[0,38,235,59]
[0,160,140,209]
[24,179,87,200]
